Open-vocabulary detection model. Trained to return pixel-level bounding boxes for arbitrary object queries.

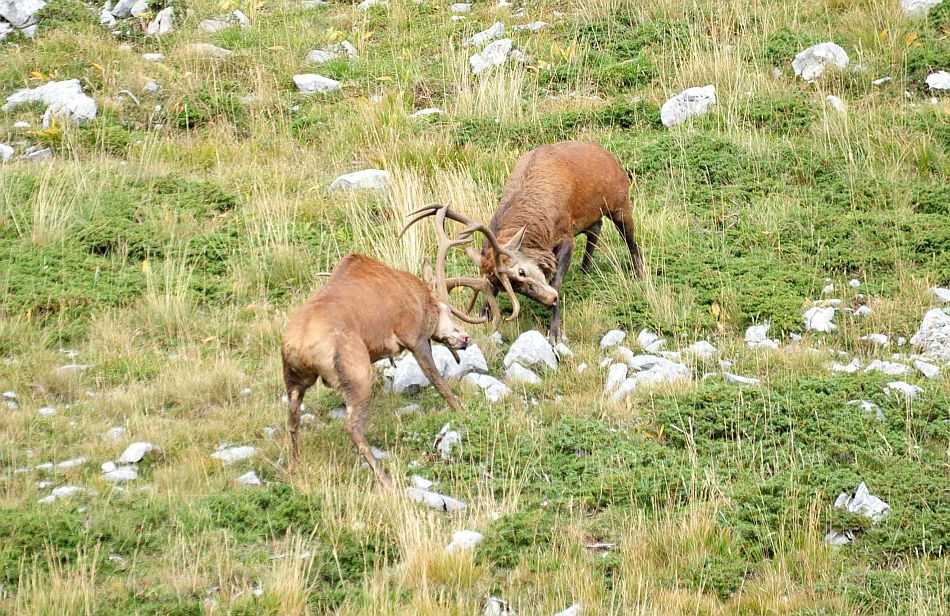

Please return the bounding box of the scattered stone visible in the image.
[504,330,558,371]
[792,42,849,82]
[103,427,125,440]
[328,407,347,420]
[306,41,358,64]
[23,146,52,162]
[104,466,138,483]
[357,0,382,9]
[613,356,689,400]
[660,84,716,127]
[198,18,228,33]
[411,475,433,489]
[902,0,945,18]
[832,358,861,373]
[822,283,834,295]
[470,38,512,75]
[405,487,466,512]
[33,405,56,418]
[181,43,233,59]
[883,381,923,399]
[910,308,950,361]
[847,399,884,421]
[302,0,327,7]
[860,334,889,347]
[329,168,388,191]
[512,21,549,33]
[3,79,97,127]
[293,73,341,94]
[489,331,504,345]
[211,445,256,465]
[143,81,162,94]
[409,107,442,118]
[397,403,421,415]
[914,359,940,379]
[854,305,872,317]
[872,76,892,86]
[824,530,853,547]
[464,21,504,47]
[834,482,890,523]
[576,362,588,374]
[437,343,489,380]
[685,340,717,359]
[504,362,540,385]
[803,306,836,332]
[0,143,13,163]
[637,328,665,353]
[745,324,779,349]
[723,372,761,386]
[604,363,628,393]
[849,279,861,288]
[463,373,510,403]
[146,6,173,36]
[118,442,158,464]
[864,359,909,375]
[56,457,87,469]
[484,597,514,616]
[600,329,626,349]
[825,95,846,113]
[445,530,484,553]
[435,423,461,461]
[0,0,46,27]
[926,71,950,91]
[38,485,89,504]
[931,287,950,302]
[450,2,471,12]
[143,52,164,61]
[237,470,263,485]
[554,605,582,616]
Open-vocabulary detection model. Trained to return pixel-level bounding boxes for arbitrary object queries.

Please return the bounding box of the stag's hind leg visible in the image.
[580,220,602,273]
[608,208,644,278]
[334,341,394,490]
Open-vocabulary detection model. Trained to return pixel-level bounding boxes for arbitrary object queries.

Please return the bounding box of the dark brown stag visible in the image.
[401,141,644,341]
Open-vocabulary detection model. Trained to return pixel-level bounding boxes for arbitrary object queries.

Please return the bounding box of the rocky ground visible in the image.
[1,0,950,614]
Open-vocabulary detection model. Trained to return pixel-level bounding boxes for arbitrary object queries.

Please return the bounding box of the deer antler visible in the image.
[400,203,521,326]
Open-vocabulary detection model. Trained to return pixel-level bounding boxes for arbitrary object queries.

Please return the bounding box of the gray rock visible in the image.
[575,362,588,374]
[4,79,97,126]
[0,21,11,40]
[306,41,357,64]
[504,330,558,371]
[38,406,55,417]
[411,474,433,489]
[512,21,549,33]
[211,445,256,465]
[104,466,138,483]
[356,0,382,9]
[143,81,162,94]
[600,329,626,349]
[405,487,466,511]
[792,42,849,82]
[803,306,836,332]
[146,6,173,36]
[435,343,488,380]
[38,485,91,504]
[745,324,779,349]
[329,169,388,191]
[118,442,158,464]
[854,305,872,317]
[0,0,46,27]
[883,381,923,399]
[723,372,761,386]
[834,482,889,523]
[832,358,861,373]
[328,406,347,419]
[143,52,164,61]
[847,399,884,421]
[237,470,263,485]
[232,9,249,27]
[505,362,541,385]
[198,18,228,33]
[554,342,573,358]
[823,530,852,547]
[445,529,483,553]
[56,457,88,469]
[435,423,461,461]
[0,143,13,163]
[99,3,116,26]
[613,356,689,400]
[181,43,233,59]
[685,340,717,359]
[637,328,665,352]
[911,308,950,361]
[109,0,134,18]
[604,363,627,393]
[463,373,510,403]
[660,85,716,127]
[902,0,945,18]
[128,0,147,17]
[449,2,471,12]
[484,597,514,616]
[553,605,582,616]
[470,38,512,75]
[932,287,950,302]
[914,359,940,379]
[409,107,442,118]
[392,355,429,395]
[861,334,889,347]
[464,21,504,47]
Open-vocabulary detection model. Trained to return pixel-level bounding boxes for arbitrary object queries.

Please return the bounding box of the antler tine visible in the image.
[446,276,501,330]
[433,205,474,305]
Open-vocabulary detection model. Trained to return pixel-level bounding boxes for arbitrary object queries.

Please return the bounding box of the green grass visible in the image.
[1,0,950,614]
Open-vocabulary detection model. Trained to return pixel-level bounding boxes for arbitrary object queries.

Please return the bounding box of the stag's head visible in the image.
[473,226,559,308]
[421,262,473,351]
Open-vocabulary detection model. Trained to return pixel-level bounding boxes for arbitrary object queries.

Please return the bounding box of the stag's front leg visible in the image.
[549,241,573,343]
[412,340,463,412]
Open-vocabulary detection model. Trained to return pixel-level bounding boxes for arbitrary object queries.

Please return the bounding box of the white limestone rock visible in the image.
[118,442,159,464]
[329,168,388,191]
[3,79,97,127]
[832,358,862,373]
[0,0,46,27]
[902,0,945,19]
[685,340,717,359]
[834,482,889,523]
[745,324,779,350]
[293,73,340,94]
[405,487,466,512]
[600,329,626,350]
[306,41,358,64]
[914,359,940,379]
[803,306,836,332]
[463,373,510,404]
[660,85,716,127]
[146,7,173,36]
[409,107,443,118]
[926,71,950,91]
[605,363,628,393]
[211,445,257,465]
[792,42,849,82]
[0,143,11,164]
[505,362,541,385]
[464,21,504,47]
[445,530,484,553]
[910,308,950,362]
[470,38,512,75]
[723,372,761,386]
[637,328,666,353]
[864,359,909,375]
[883,381,923,399]
[237,470,263,485]
[181,43,233,59]
[504,330,558,370]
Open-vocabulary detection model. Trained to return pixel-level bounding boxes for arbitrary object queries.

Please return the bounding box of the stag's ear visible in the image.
[504,225,528,252]
[421,259,435,286]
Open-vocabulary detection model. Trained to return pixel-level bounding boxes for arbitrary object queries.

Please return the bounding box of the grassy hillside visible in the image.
[1,0,949,613]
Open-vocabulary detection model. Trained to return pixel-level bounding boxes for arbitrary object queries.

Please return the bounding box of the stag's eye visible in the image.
[518,269,525,277]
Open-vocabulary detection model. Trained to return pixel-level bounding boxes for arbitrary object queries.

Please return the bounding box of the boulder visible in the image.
[792,42,849,82]
[505,362,541,384]
[329,168,388,191]
[660,85,716,127]
[0,0,46,27]
[910,308,950,361]
[504,330,558,370]
[3,79,97,126]
[470,38,512,75]
[293,73,341,94]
